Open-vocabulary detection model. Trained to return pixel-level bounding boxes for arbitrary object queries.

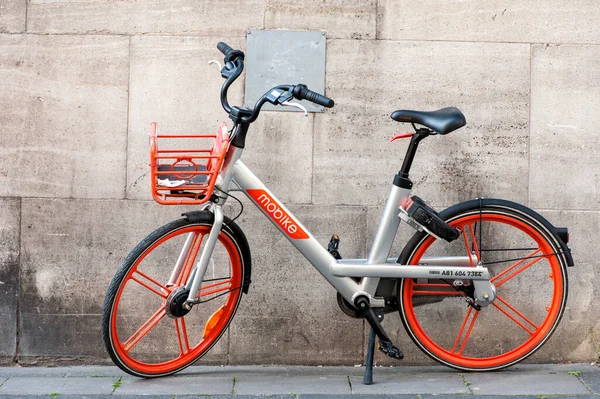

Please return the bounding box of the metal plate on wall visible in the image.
[245,30,326,113]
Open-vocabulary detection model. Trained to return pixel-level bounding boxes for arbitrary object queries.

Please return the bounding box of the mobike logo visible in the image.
[247,189,309,240]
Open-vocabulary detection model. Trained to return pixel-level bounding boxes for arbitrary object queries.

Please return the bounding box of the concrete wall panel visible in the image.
[0,0,25,32]
[314,40,530,207]
[0,35,129,199]
[265,0,376,39]
[229,204,367,364]
[241,113,313,204]
[537,210,599,363]
[27,0,265,36]
[378,1,600,44]
[18,198,198,359]
[0,198,19,360]
[530,45,600,210]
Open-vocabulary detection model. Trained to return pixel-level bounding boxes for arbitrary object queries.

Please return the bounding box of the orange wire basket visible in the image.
[150,122,230,205]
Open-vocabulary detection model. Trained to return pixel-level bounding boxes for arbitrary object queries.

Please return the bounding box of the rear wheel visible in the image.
[398,199,568,371]
[102,213,248,378]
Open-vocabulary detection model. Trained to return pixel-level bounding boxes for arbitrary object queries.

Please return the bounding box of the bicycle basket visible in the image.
[150,122,230,205]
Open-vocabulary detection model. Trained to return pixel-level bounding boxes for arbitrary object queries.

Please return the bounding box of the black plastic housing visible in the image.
[405,196,460,242]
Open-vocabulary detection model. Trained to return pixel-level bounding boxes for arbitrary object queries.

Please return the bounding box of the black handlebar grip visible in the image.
[293,84,335,108]
[217,42,234,56]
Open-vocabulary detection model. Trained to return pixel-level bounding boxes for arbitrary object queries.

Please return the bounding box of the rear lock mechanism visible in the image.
[165,287,193,318]
[399,196,460,242]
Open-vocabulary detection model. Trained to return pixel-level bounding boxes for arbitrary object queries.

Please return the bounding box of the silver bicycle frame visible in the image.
[184,143,496,308]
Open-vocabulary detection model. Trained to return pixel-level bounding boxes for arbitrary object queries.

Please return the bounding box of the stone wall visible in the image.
[0,0,598,366]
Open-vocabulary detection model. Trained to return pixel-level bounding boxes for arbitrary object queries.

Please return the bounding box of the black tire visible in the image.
[398,198,569,371]
[102,212,251,378]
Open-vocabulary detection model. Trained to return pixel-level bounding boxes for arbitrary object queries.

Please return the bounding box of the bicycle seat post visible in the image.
[399,128,433,179]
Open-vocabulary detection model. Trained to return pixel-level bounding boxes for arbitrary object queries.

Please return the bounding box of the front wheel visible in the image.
[102,212,250,378]
[398,199,569,371]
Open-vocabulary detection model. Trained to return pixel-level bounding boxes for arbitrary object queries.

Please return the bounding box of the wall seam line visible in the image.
[4,32,600,48]
[528,43,533,207]
[537,209,600,213]
[370,37,600,46]
[226,325,231,365]
[311,113,315,205]
[124,35,132,200]
[9,196,596,212]
[375,0,379,40]
[14,197,23,364]
[24,0,28,33]
[362,319,366,366]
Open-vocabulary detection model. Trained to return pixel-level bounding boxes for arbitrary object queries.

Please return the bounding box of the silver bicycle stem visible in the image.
[183,205,224,308]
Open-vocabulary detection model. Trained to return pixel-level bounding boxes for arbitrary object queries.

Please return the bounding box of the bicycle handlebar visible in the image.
[219,58,243,114]
[292,84,334,108]
[217,42,233,56]
[215,42,334,123]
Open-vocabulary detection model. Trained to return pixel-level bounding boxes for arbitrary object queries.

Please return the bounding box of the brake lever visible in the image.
[220,61,237,79]
[281,100,308,116]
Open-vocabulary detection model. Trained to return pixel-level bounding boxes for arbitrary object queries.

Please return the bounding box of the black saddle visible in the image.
[391,107,466,135]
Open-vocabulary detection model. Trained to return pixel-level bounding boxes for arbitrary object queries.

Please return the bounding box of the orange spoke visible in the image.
[199,282,233,297]
[458,310,479,355]
[123,308,166,352]
[413,284,463,296]
[201,279,232,291]
[490,249,540,284]
[493,295,538,334]
[467,222,480,262]
[414,283,456,288]
[175,317,190,355]
[452,307,473,353]
[451,308,480,355]
[135,270,168,291]
[461,228,475,267]
[494,256,544,287]
[412,290,463,296]
[175,233,204,286]
[131,271,169,298]
[180,317,190,351]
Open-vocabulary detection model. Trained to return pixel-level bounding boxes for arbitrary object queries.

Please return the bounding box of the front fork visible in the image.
[169,205,224,310]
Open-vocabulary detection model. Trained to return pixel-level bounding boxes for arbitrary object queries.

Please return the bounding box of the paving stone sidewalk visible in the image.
[0,363,598,398]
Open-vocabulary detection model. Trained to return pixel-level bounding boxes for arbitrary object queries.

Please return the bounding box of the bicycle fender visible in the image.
[182,210,253,293]
[397,198,574,267]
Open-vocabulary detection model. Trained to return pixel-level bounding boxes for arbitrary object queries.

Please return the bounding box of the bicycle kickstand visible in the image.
[355,296,404,385]
[363,326,376,385]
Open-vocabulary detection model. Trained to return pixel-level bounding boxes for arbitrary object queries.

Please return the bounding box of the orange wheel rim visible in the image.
[402,213,565,369]
[109,225,242,375]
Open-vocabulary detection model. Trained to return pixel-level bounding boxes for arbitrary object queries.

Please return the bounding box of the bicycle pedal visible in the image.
[377,340,404,360]
[328,234,342,259]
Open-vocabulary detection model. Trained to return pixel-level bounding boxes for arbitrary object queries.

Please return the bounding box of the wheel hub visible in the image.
[165,286,192,318]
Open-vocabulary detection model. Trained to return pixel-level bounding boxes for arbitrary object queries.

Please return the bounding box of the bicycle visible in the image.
[102,42,574,381]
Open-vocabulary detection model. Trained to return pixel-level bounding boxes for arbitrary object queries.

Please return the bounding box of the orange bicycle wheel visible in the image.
[102,213,250,377]
[399,199,569,371]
